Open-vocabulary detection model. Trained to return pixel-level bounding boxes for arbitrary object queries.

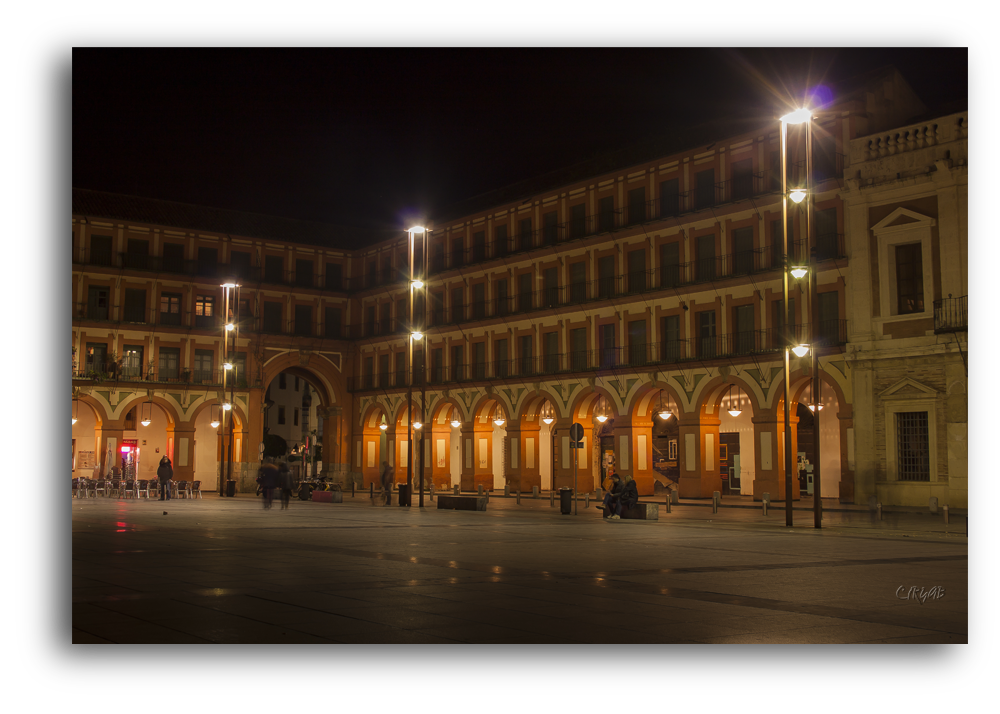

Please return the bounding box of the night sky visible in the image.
[73,47,967,233]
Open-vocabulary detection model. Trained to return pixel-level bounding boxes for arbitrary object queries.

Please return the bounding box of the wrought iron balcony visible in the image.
[934,296,967,334]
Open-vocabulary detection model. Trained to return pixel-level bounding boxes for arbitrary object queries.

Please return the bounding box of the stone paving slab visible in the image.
[71,493,968,644]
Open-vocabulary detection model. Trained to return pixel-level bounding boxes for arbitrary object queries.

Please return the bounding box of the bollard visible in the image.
[671,490,679,505]
[585,493,590,509]
[943,505,949,525]
[664,495,671,514]
[762,493,770,517]
[453,485,459,496]
[876,502,882,521]
[430,483,435,502]
[478,484,484,496]
[516,490,520,505]
[504,484,510,497]
[352,481,355,498]
[712,491,720,514]
[532,486,539,499]
[550,490,555,507]
[369,483,374,500]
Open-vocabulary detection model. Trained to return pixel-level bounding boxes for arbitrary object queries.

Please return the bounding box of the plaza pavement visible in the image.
[71,489,968,644]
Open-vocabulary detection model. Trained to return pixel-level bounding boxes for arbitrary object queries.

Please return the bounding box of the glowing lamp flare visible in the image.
[224,362,233,370]
[791,345,810,358]
[781,108,812,125]
[413,421,423,430]
[808,404,824,412]
[789,189,807,204]
[727,409,742,418]
[412,280,424,289]
[542,417,554,425]
[790,266,808,279]
[140,418,152,427]
[407,226,426,234]
[72,417,78,425]
[210,419,220,428]
[493,418,505,426]
[379,422,388,431]
[223,402,232,411]
[225,323,235,331]
[451,419,461,428]
[596,414,608,423]
[221,282,237,288]
[411,332,423,341]
[658,410,672,420]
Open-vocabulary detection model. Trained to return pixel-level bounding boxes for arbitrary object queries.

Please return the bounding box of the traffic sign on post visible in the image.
[570,423,584,515]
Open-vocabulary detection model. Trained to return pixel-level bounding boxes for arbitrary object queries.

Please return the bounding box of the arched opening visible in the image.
[262,367,328,480]
[470,394,507,492]
[794,378,843,498]
[71,399,103,478]
[122,400,174,482]
[430,399,464,489]
[715,382,756,496]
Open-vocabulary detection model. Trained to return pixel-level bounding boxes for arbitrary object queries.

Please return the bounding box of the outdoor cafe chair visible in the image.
[175,480,190,499]
[136,480,150,499]
[124,480,136,499]
[190,480,202,499]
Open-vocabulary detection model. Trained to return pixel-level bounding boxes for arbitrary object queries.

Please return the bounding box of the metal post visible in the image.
[573,438,578,515]
[781,118,794,528]
[419,229,427,509]
[807,117,821,530]
[943,505,950,525]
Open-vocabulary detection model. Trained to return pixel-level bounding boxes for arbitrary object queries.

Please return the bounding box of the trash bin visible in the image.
[398,484,411,507]
[225,480,236,498]
[559,488,573,515]
[298,484,311,501]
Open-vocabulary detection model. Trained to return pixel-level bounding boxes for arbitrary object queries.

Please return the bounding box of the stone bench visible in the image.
[437,495,488,511]
[311,490,343,503]
[602,502,659,520]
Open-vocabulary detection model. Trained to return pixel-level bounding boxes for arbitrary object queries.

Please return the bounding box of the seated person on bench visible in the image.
[603,472,638,520]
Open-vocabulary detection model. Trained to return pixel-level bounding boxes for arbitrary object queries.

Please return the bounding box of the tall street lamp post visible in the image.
[406,226,426,508]
[220,281,241,497]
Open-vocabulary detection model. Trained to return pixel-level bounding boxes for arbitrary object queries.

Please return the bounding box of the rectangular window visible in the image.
[378,353,390,387]
[295,259,313,288]
[696,234,716,282]
[495,279,509,317]
[814,133,837,182]
[598,255,616,298]
[659,178,679,218]
[430,291,444,326]
[125,238,149,270]
[121,288,144,323]
[569,204,586,239]
[698,310,717,358]
[159,292,181,326]
[363,356,373,389]
[544,331,559,374]
[816,208,839,260]
[518,218,532,252]
[158,347,180,380]
[451,238,465,268]
[194,349,214,383]
[230,250,251,280]
[571,327,588,371]
[394,351,406,387]
[569,261,586,303]
[413,348,425,386]
[896,243,924,315]
[87,286,109,321]
[628,187,646,225]
[294,304,312,336]
[262,301,283,334]
[696,168,715,210]
[195,295,215,329]
[732,227,754,276]
[627,248,646,293]
[518,272,533,313]
[279,372,287,390]
[519,335,533,376]
[543,267,559,308]
[599,323,616,368]
[818,291,840,344]
[395,298,407,333]
[473,342,486,380]
[472,283,486,320]
[162,243,184,274]
[85,343,108,374]
[495,339,509,378]
[628,319,647,366]
[773,298,796,349]
[451,287,465,323]
[598,196,615,232]
[264,255,284,284]
[294,408,299,427]
[89,235,113,266]
[771,217,793,270]
[659,242,680,288]
[380,257,392,284]
[278,406,286,425]
[379,302,391,335]
[294,376,299,391]
[731,158,754,201]
[452,345,465,381]
[360,304,374,336]
[543,211,558,245]
[769,150,782,191]
[366,259,377,288]
[122,345,144,379]
[325,262,343,290]
[431,348,443,384]
[197,247,218,277]
[733,304,755,355]
[473,231,486,263]
[431,241,445,274]
[661,315,681,362]
[494,225,508,257]
[324,306,342,339]
[233,352,247,381]
[896,412,930,481]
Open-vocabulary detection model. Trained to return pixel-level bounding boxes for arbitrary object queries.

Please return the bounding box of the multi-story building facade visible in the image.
[72,66,965,507]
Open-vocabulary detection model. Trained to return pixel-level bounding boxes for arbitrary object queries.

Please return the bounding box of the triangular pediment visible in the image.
[880,377,937,398]
[872,207,936,233]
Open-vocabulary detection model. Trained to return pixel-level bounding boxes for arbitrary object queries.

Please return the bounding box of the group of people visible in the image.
[257,460,294,509]
[602,468,638,520]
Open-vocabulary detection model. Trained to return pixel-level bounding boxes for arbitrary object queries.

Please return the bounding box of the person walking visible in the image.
[156,456,173,501]
[278,461,293,509]
[379,460,394,506]
[257,459,279,509]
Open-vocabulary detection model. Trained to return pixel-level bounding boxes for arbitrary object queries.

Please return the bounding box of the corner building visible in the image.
[71,66,966,508]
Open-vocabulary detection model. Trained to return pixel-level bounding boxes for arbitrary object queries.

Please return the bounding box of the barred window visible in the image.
[896,411,930,481]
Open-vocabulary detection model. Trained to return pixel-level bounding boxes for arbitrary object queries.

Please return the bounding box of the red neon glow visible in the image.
[120,446,131,453]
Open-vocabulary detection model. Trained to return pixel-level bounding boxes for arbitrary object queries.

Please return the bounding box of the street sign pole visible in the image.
[570,422,584,516]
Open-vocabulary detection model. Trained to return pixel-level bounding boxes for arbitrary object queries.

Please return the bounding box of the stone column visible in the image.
[750,412,800,501]
[507,421,541,492]
[612,415,654,496]
[472,421,494,492]
[172,425,197,481]
[99,428,125,475]
[429,424,452,490]
[459,423,476,491]
[551,417,574,491]
[676,413,722,499]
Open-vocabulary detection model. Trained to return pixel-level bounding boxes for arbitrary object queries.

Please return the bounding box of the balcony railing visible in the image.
[934,295,967,334]
[72,364,258,388]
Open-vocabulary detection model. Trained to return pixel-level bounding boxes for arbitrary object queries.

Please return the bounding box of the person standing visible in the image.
[379,460,394,506]
[278,461,293,509]
[258,460,279,509]
[156,456,173,501]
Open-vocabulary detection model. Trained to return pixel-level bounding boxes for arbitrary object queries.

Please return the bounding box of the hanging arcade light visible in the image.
[727,384,743,418]
[140,400,153,427]
[379,414,388,431]
[210,404,221,429]
[595,395,608,423]
[72,397,79,425]
[450,408,461,429]
[657,390,672,420]
[808,381,824,412]
[541,400,555,425]
[492,404,505,427]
